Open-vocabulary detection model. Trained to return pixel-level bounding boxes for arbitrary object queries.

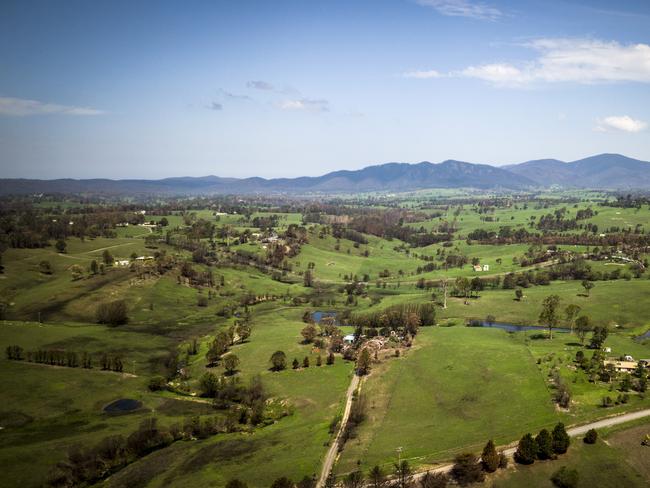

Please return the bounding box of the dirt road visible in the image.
[317,374,361,487]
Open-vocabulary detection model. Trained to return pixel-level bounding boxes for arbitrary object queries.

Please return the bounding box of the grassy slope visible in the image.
[105,306,355,487]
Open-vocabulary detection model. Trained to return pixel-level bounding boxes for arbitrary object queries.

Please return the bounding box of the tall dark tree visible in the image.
[481,439,499,472]
[514,433,536,465]
[589,325,609,349]
[552,422,570,454]
[535,429,554,460]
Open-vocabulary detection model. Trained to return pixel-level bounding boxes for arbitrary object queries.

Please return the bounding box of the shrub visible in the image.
[583,429,598,444]
[226,480,248,488]
[451,453,484,486]
[270,351,287,371]
[419,471,448,488]
[148,376,167,391]
[498,451,508,469]
[197,296,208,307]
[551,467,579,488]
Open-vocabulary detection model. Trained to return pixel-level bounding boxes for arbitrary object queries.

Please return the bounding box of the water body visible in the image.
[312,311,338,324]
[635,329,650,341]
[473,321,571,334]
[103,399,142,414]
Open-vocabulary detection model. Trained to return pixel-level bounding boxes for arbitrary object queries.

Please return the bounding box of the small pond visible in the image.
[635,329,650,341]
[471,321,571,334]
[312,311,338,324]
[103,399,143,414]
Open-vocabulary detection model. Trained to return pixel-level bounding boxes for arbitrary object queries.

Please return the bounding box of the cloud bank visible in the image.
[416,0,502,21]
[0,97,103,116]
[405,38,650,86]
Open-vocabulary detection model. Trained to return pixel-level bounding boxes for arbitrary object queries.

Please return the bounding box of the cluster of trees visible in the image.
[348,303,436,334]
[5,346,122,371]
[198,374,268,423]
[205,321,251,366]
[0,204,150,250]
[514,423,570,465]
[95,299,128,326]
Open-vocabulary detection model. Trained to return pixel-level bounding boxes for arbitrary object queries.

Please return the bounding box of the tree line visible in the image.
[6,345,124,372]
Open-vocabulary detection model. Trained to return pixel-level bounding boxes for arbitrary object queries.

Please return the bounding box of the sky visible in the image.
[1,0,650,179]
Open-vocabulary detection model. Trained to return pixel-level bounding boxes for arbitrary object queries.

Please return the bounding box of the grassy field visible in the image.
[336,327,559,474]
[336,324,650,476]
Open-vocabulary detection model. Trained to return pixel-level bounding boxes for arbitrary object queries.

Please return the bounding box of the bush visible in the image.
[451,453,484,486]
[197,296,208,307]
[96,300,128,326]
[148,376,167,391]
[551,467,579,488]
[583,428,598,444]
[226,480,248,488]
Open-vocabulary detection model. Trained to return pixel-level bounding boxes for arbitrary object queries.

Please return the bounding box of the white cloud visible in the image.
[0,96,103,116]
[407,38,650,86]
[456,38,650,86]
[402,69,443,79]
[247,80,275,91]
[595,115,647,133]
[279,98,329,112]
[460,63,529,84]
[416,0,502,21]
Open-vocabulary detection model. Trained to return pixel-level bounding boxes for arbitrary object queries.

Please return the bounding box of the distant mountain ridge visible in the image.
[505,154,650,188]
[1,153,649,195]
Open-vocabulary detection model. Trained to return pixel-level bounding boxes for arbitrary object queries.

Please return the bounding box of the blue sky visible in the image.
[1,0,649,179]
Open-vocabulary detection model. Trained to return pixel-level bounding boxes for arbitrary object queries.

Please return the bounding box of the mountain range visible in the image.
[1,153,650,195]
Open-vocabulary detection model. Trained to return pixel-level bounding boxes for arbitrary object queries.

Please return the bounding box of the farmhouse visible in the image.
[603,359,638,372]
[116,259,130,266]
[343,334,355,344]
[473,264,482,272]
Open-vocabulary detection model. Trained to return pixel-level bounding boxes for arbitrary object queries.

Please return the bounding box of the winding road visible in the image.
[317,373,361,488]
